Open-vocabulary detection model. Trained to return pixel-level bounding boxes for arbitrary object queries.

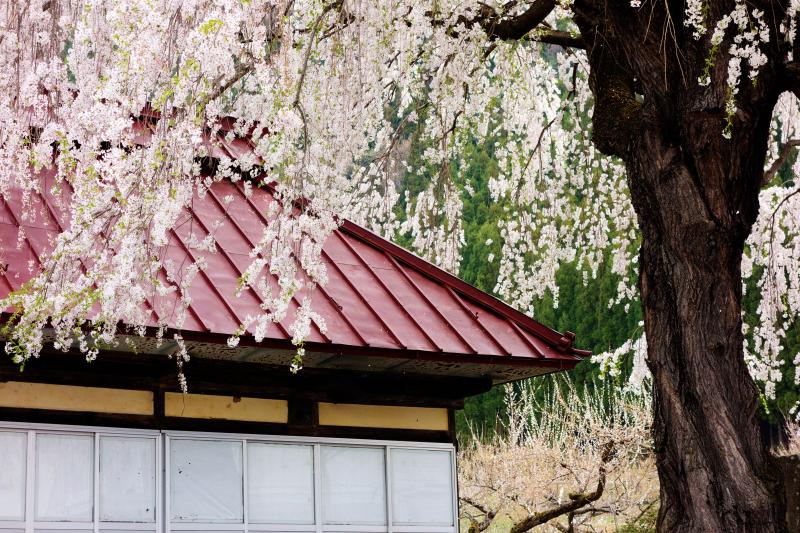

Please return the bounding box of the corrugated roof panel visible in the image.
[319,248,403,349]
[18,227,57,267]
[332,232,437,352]
[0,270,15,298]
[381,255,479,354]
[408,268,488,354]
[148,260,215,333]
[360,251,448,352]
[0,225,39,292]
[160,241,239,333]
[459,297,541,358]
[0,120,588,372]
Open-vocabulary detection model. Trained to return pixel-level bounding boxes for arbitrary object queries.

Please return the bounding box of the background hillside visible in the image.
[392,126,799,441]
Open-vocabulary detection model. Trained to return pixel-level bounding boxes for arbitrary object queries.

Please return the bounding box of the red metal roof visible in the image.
[0,121,586,382]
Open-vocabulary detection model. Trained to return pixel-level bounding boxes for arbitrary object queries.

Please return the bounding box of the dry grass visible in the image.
[458,378,659,532]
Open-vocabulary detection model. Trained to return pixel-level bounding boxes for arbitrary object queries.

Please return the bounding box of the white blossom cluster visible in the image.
[740,93,800,415]
[0,0,797,412]
[489,45,638,317]
[710,3,769,137]
[592,325,648,392]
[0,0,597,369]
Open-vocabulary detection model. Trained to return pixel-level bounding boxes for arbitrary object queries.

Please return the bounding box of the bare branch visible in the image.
[532,30,585,49]
[477,0,558,41]
[203,61,254,106]
[425,0,583,49]
[460,496,498,532]
[293,0,342,107]
[508,441,615,533]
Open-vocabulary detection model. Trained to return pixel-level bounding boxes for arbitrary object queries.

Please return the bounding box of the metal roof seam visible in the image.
[307,283,371,346]
[506,318,546,358]
[318,243,406,349]
[148,245,211,333]
[1,197,43,268]
[167,224,246,332]
[382,252,479,355]
[339,220,573,351]
[223,181,367,345]
[443,285,512,356]
[335,231,443,352]
[229,180,404,349]
[189,186,296,341]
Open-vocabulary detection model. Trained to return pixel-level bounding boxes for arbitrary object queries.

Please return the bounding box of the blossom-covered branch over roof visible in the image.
[0,0,798,415]
[0,121,584,383]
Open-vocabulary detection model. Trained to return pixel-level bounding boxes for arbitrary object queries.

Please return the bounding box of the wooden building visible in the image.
[0,124,586,533]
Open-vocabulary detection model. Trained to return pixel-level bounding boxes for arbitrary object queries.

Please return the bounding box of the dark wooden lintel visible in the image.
[1,349,492,409]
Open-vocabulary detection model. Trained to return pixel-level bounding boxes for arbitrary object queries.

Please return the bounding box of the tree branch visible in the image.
[763,139,800,187]
[460,496,498,532]
[532,29,585,49]
[475,0,558,41]
[508,441,615,533]
[293,0,342,106]
[202,61,254,106]
[414,2,584,53]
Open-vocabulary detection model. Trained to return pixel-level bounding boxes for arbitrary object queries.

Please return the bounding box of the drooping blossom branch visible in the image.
[0,0,799,414]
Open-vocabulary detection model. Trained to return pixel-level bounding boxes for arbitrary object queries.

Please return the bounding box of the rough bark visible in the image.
[568,0,790,530]
[629,107,785,532]
[776,455,800,530]
[472,0,795,529]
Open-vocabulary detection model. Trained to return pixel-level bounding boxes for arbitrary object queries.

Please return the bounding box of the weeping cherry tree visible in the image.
[2,0,800,530]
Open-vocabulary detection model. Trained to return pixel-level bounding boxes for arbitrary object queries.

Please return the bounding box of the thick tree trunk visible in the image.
[565,0,794,526]
[481,10,795,525]
[627,111,786,531]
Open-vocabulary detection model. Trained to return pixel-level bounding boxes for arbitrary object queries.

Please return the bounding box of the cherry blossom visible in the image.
[0,0,798,416]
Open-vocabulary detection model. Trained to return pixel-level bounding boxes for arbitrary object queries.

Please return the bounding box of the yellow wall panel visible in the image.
[164,392,287,423]
[0,381,153,415]
[318,402,449,431]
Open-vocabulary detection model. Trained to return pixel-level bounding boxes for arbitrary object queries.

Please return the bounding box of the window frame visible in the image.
[0,430,28,523]
[0,423,162,533]
[0,422,457,533]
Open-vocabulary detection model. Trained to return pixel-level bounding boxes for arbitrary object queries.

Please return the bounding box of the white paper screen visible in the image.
[0,432,26,520]
[170,439,243,523]
[390,449,453,525]
[247,443,314,524]
[321,446,385,525]
[100,437,156,523]
[35,433,94,522]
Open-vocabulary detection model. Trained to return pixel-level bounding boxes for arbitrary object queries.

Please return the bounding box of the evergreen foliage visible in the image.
[394,116,798,440]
